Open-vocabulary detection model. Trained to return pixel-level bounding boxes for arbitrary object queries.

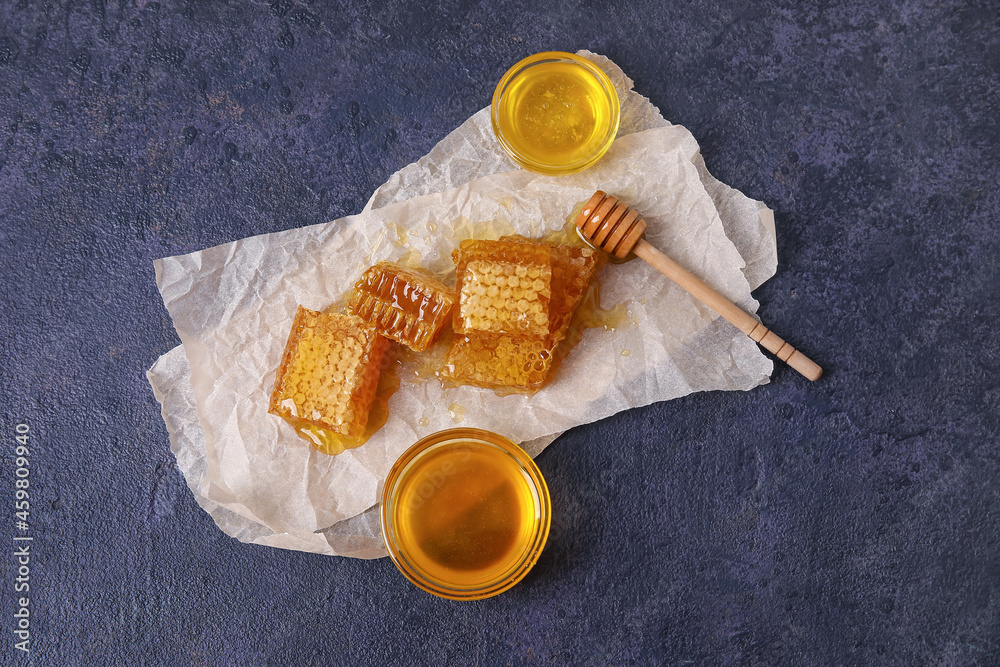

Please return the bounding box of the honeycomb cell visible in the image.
[348,262,456,352]
[442,332,556,391]
[452,240,552,336]
[444,238,604,393]
[269,306,389,440]
[521,240,603,343]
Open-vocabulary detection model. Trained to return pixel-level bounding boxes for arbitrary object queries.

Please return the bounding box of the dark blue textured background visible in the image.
[2,1,998,664]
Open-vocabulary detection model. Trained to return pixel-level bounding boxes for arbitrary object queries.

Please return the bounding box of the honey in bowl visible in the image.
[492,51,620,175]
[381,428,551,600]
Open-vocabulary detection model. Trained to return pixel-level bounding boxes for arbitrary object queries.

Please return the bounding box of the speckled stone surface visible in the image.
[1,1,998,664]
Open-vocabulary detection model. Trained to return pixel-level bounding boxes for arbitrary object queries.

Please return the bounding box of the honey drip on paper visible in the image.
[293,352,402,456]
[448,403,467,423]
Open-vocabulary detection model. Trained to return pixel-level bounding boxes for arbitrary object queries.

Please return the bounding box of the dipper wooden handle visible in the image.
[576,191,823,381]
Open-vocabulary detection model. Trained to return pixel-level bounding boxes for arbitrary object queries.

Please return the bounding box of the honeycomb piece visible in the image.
[452,240,553,336]
[442,332,556,391]
[549,245,601,340]
[348,262,456,352]
[501,239,603,342]
[269,307,389,440]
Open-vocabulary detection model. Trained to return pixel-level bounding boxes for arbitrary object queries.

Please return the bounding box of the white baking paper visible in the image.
[147,52,777,558]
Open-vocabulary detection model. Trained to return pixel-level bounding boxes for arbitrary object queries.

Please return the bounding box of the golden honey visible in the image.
[492,52,620,175]
[291,355,399,456]
[269,307,389,451]
[348,261,455,352]
[443,236,604,391]
[453,239,553,336]
[381,429,550,600]
[270,224,629,452]
[443,331,555,391]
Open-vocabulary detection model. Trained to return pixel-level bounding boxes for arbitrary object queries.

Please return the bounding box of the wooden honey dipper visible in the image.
[576,191,823,381]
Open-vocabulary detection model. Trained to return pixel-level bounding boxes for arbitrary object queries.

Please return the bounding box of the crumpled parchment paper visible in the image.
[147,52,777,559]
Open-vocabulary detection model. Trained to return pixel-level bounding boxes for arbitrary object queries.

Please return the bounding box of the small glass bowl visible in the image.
[381,428,551,600]
[491,51,621,176]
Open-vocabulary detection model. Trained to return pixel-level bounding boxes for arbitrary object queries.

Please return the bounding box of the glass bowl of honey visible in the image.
[491,51,621,176]
[380,428,551,600]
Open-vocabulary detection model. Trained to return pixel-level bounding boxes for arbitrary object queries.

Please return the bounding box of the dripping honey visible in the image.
[269,308,390,454]
[290,355,400,456]
[382,429,550,600]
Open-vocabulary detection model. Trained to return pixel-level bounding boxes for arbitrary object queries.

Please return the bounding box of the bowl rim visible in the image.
[380,427,552,601]
[491,50,621,176]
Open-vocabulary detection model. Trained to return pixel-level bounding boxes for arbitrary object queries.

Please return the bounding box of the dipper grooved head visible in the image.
[575,190,647,259]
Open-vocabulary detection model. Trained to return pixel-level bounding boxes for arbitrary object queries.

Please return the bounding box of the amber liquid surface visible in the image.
[392,440,538,586]
[497,62,611,167]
